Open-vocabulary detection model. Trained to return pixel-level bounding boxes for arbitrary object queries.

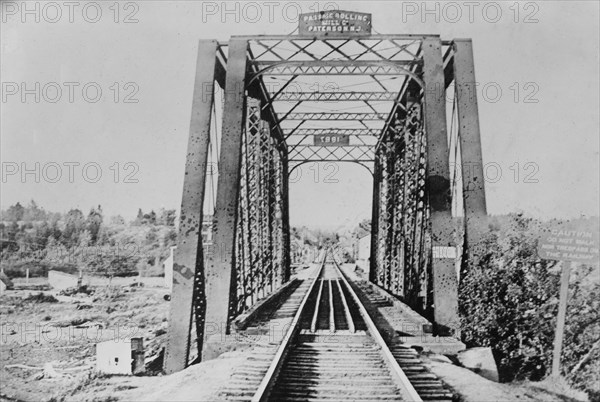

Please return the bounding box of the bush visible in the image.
[0,261,78,278]
[460,214,600,398]
[24,292,58,303]
[86,253,140,277]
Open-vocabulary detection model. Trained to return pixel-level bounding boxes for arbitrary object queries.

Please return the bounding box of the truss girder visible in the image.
[167,34,488,374]
[231,98,287,318]
[288,128,380,136]
[275,91,397,102]
[372,101,431,311]
[164,40,218,374]
[254,61,418,76]
[284,112,387,121]
[288,145,375,162]
[247,36,427,63]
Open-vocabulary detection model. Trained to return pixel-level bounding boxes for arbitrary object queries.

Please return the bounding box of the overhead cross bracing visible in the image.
[213,35,436,168]
[255,61,419,76]
[282,112,387,121]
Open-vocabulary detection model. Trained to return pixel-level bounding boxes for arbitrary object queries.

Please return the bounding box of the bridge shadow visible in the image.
[344,278,418,347]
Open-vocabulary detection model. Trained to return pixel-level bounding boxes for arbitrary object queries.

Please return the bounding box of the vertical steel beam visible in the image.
[376,148,390,287]
[384,140,396,292]
[164,40,218,374]
[422,37,458,334]
[453,39,487,250]
[202,39,248,360]
[369,156,381,283]
[280,151,291,283]
[265,126,276,293]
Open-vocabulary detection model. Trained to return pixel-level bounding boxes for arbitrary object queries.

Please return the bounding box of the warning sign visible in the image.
[538,229,600,264]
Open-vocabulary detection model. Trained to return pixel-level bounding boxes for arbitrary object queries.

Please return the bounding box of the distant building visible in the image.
[0,272,14,295]
[357,234,371,260]
[355,233,371,272]
[163,246,176,290]
[48,270,80,291]
[163,215,213,290]
[201,215,213,244]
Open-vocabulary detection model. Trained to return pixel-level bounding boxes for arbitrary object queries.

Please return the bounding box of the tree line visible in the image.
[0,201,178,278]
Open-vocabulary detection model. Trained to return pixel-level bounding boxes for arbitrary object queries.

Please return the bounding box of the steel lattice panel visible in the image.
[283,112,388,121]
[289,145,375,162]
[230,98,286,319]
[372,100,432,312]
[255,61,418,76]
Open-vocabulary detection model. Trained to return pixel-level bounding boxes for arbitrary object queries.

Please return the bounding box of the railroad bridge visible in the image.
[164,18,487,378]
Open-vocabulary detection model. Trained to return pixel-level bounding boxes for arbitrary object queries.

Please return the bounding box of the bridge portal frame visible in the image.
[165,34,486,373]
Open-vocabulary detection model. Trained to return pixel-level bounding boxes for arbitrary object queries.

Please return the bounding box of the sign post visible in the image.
[538,228,599,377]
[551,260,573,377]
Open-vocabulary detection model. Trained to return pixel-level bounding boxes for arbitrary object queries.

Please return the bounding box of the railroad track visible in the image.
[251,249,423,402]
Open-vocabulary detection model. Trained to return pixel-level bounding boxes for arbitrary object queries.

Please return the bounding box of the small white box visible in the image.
[96,339,134,375]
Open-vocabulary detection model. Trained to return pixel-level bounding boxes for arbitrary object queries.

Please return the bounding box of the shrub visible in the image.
[0,260,78,278]
[25,292,58,303]
[460,214,599,398]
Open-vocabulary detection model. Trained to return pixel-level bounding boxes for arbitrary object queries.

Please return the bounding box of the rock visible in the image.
[430,354,453,364]
[0,272,14,289]
[43,363,61,378]
[457,347,499,382]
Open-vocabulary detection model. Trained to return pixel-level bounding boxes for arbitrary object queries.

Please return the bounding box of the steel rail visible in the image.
[251,254,326,402]
[329,250,423,402]
[310,279,324,333]
[253,249,423,401]
[328,279,335,332]
[335,278,356,333]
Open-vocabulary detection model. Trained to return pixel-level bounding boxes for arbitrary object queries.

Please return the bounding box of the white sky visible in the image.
[1,1,599,229]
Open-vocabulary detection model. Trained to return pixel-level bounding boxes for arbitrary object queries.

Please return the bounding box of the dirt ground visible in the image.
[1,269,590,402]
[0,266,321,402]
[425,355,589,402]
[59,348,255,402]
[0,278,170,402]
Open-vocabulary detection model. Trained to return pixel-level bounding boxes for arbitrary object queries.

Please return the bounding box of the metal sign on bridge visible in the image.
[299,11,372,36]
[314,134,350,146]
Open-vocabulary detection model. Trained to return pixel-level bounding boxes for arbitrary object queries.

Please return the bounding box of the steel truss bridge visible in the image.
[164,33,487,374]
